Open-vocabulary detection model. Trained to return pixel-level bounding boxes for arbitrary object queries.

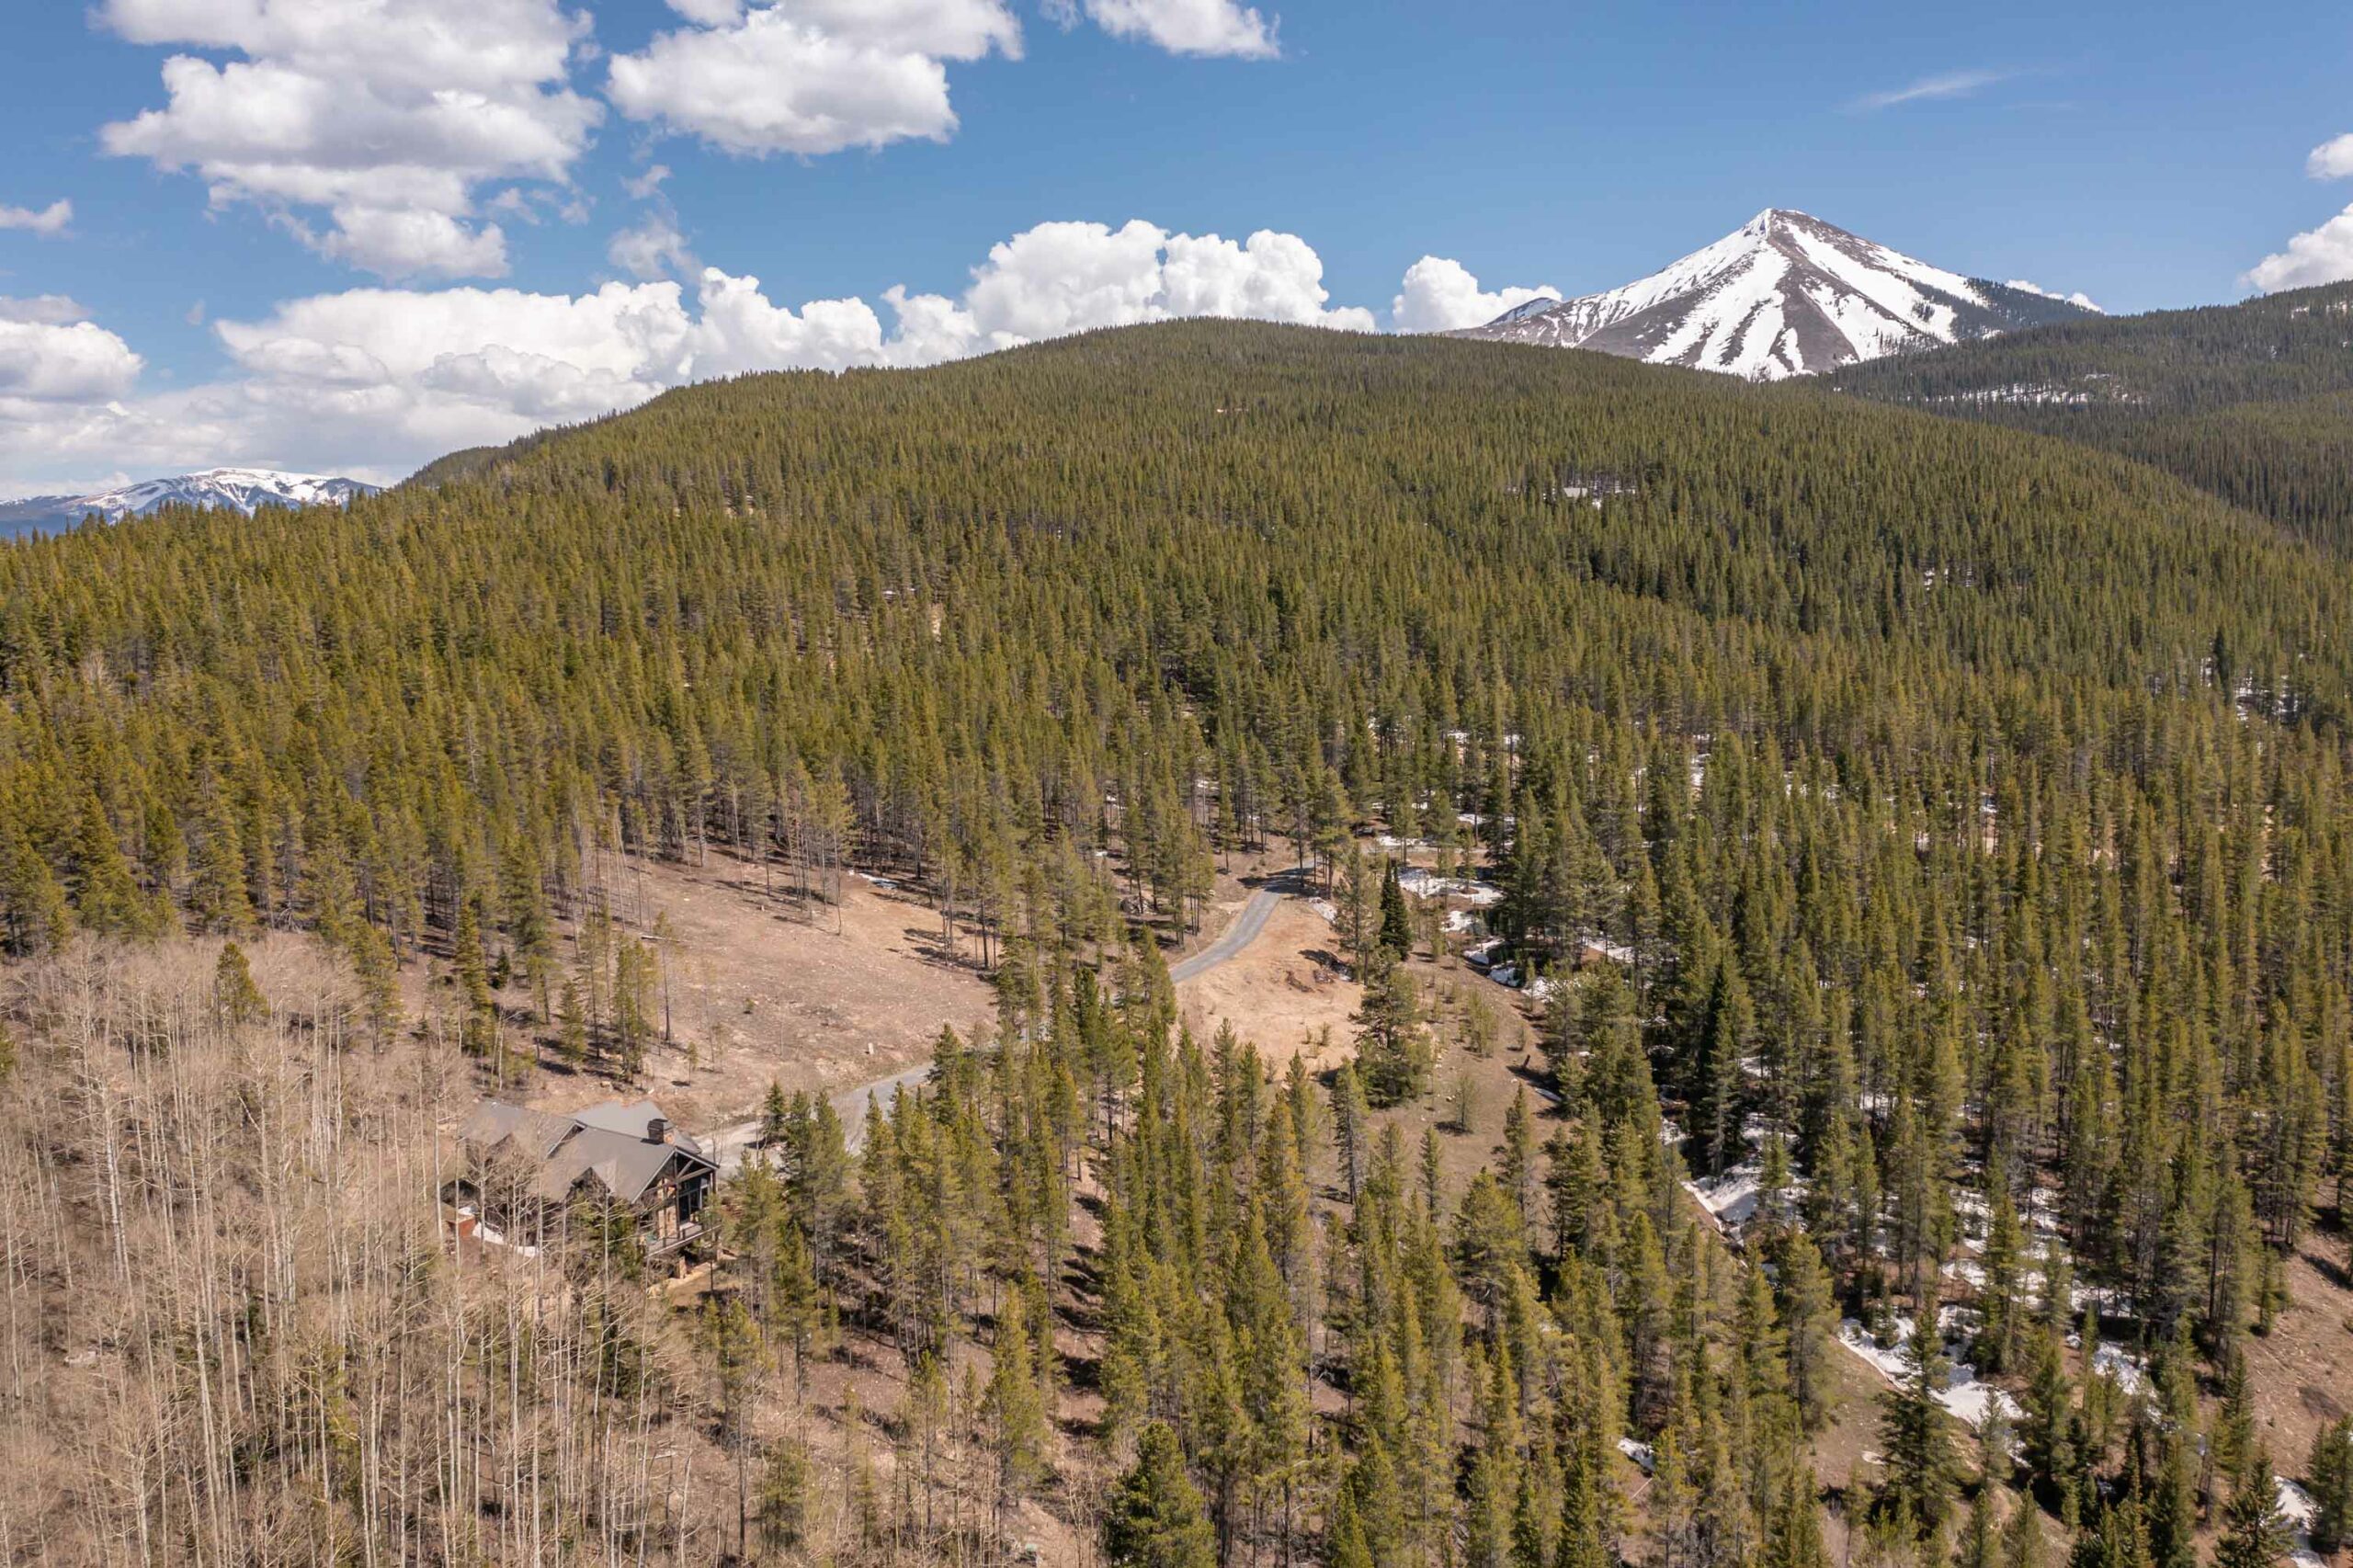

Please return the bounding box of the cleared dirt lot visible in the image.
[1174,874,1359,1067]
[2245,1240,2353,1477]
[513,854,996,1134]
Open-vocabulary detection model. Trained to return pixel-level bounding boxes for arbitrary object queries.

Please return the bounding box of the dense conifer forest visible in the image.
[1829,282,2353,554]
[0,321,2348,1565]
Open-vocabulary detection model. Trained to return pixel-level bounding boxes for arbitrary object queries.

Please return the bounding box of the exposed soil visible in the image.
[489,854,996,1137]
[1175,884,1360,1066]
[2245,1236,2353,1482]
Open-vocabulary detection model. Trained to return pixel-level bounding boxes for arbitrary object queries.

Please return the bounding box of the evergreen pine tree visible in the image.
[1104,1422,1216,1568]
[1878,1309,1960,1535]
[2215,1449,2287,1568]
[453,895,496,1060]
[1380,859,1414,959]
[1765,1468,1830,1568]
[984,1285,1050,1520]
[212,939,267,1026]
[1355,945,1431,1107]
[1778,1231,1837,1431]
[2308,1418,2353,1556]
[2003,1488,2048,1568]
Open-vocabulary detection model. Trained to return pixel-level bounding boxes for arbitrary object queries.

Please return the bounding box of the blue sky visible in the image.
[2,0,2348,493]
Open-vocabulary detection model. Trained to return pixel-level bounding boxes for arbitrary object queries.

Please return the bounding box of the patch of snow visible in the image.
[1836,1317,2020,1428]
[2279,1477,2325,1568]
[37,467,381,522]
[1397,868,1504,904]
[1685,1162,1764,1228]
[2090,1342,2147,1397]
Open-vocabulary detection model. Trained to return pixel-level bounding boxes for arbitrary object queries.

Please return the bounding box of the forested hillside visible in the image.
[1828,283,2353,553]
[1,322,2349,1565]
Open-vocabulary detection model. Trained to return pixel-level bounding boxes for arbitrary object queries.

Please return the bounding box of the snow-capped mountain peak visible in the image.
[1453,209,2096,380]
[0,467,380,538]
[1487,293,1572,327]
[72,467,379,518]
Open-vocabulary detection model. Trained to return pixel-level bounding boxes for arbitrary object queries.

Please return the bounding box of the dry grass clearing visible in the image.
[447,852,997,1136]
[1175,883,1360,1065]
[2245,1236,2353,1479]
[630,857,996,1126]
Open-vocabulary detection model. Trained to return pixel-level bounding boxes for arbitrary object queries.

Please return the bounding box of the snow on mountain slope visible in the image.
[69,468,379,518]
[0,468,379,538]
[1454,210,2096,380]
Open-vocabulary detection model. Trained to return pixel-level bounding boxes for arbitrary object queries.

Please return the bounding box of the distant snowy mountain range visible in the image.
[0,468,379,538]
[4,223,2096,510]
[1454,209,2099,379]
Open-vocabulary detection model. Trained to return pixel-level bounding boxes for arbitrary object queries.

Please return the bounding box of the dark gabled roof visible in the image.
[458,1097,717,1207]
[571,1097,709,1160]
[459,1100,577,1159]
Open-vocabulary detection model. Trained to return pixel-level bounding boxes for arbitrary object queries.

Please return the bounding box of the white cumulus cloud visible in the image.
[2306,133,2353,180]
[1391,256,1558,333]
[2003,278,2103,312]
[0,319,145,403]
[908,219,1373,354]
[0,216,1375,493]
[2247,132,2353,293]
[608,0,1020,157]
[97,0,599,279]
[608,215,694,279]
[0,296,93,326]
[2245,209,2353,292]
[1056,0,1278,58]
[1163,229,1355,322]
[0,199,74,237]
[688,271,896,375]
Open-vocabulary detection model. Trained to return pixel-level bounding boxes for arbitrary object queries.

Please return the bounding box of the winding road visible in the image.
[707,1062,938,1172]
[829,1062,936,1151]
[1169,884,1282,983]
[709,881,1290,1172]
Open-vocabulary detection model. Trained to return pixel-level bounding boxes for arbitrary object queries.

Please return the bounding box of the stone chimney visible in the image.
[645,1116,669,1144]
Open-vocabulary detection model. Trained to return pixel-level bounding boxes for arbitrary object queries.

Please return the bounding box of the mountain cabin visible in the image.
[447,1096,718,1263]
